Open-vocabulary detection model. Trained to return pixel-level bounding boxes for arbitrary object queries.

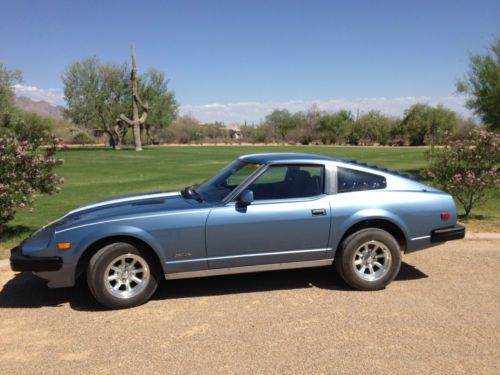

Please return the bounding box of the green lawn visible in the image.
[1,145,498,259]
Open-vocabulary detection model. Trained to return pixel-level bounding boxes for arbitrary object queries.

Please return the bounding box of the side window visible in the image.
[252,166,287,185]
[226,163,261,186]
[248,164,324,200]
[337,167,386,193]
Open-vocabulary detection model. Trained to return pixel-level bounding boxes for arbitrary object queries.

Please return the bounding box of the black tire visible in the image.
[87,242,160,309]
[335,228,401,291]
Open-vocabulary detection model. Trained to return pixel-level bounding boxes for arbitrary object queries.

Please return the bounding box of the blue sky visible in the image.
[1,0,499,123]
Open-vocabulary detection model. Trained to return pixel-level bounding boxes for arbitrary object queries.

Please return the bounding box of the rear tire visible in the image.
[335,228,401,290]
[87,242,160,309]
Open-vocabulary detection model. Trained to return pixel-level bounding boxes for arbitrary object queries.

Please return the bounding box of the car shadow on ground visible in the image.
[0,262,428,311]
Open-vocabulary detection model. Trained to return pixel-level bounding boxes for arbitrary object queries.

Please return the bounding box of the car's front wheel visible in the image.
[87,242,160,309]
[335,228,401,290]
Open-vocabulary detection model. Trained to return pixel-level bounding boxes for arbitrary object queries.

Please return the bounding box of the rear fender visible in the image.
[330,209,411,256]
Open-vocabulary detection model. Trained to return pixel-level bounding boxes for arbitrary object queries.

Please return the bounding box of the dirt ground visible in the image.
[0,240,499,374]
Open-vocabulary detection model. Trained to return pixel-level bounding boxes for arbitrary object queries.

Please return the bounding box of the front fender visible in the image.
[54,224,167,268]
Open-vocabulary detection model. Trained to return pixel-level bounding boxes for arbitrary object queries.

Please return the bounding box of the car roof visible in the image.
[239,153,347,164]
[238,153,418,181]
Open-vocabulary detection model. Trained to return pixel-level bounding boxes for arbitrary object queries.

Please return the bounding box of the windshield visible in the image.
[195,160,261,202]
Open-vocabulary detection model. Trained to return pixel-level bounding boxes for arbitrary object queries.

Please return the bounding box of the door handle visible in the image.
[311,208,327,216]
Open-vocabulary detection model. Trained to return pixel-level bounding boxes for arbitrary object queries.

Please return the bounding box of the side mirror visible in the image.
[238,189,254,206]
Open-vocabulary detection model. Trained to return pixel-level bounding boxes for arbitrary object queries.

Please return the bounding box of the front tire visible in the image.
[335,228,401,290]
[87,242,160,309]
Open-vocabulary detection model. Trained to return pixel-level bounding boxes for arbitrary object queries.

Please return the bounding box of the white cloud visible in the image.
[11,83,471,124]
[13,84,65,106]
[181,95,471,124]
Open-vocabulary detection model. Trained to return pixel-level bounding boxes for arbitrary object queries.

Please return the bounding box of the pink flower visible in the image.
[59,177,65,184]
[19,203,26,208]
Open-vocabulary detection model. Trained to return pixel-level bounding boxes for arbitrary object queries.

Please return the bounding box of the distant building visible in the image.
[225,124,241,139]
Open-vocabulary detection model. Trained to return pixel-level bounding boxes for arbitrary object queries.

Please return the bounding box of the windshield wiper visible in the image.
[181,185,203,202]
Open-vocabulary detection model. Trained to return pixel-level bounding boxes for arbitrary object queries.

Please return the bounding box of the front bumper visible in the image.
[431,224,466,243]
[10,246,62,272]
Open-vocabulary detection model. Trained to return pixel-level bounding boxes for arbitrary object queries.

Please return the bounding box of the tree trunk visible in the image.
[107,131,117,150]
[464,206,471,218]
[115,132,123,149]
[113,124,127,149]
[145,125,155,145]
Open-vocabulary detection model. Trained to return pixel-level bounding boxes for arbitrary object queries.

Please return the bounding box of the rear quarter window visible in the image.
[337,167,387,193]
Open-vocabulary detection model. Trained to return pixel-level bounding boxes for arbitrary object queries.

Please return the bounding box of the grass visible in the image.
[1,145,498,259]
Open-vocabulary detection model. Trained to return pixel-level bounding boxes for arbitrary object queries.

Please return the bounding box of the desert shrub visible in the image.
[72,131,95,146]
[240,123,276,144]
[0,137,64,232]
[0,108,54,146]
[317,110,353,145]
[424,129,499,217]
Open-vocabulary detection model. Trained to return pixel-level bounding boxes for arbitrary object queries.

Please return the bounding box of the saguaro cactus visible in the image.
[118,45,148,151]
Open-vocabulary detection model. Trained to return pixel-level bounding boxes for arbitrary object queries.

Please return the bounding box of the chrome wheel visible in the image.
[352,240,392,282]
[104,253,150,299]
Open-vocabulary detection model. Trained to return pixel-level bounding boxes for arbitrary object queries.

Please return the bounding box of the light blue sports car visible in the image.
[11,153,465,309]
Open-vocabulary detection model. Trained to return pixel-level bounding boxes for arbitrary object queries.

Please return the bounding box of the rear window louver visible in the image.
[345,160,418,181]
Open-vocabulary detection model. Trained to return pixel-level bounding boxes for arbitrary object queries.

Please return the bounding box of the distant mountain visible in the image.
[14,96,65,119]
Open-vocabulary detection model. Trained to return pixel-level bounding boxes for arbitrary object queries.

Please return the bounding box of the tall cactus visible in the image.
[118,45,148,151]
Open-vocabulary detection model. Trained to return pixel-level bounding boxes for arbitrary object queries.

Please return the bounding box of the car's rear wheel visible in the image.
[335,228,401,290]
[87,242,159,309]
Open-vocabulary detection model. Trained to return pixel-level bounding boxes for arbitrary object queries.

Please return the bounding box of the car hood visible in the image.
[68,191,181,215]
[54,190,209,229]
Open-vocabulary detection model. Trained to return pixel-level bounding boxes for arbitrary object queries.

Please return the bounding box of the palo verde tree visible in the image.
[401,104,457,145]
[0,64,22,113]
[63,52,178,150]
[1,64,54,145]
[457,37,500,131]
[62,56,129,149]
[139,68,178,144]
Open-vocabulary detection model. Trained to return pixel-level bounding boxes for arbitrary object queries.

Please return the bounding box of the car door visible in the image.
[205,164,332,269]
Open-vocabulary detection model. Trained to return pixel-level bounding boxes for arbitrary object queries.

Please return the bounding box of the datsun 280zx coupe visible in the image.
[11,153,465,309]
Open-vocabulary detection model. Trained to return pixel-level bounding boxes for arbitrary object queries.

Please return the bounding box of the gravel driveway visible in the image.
[0,240,499,374]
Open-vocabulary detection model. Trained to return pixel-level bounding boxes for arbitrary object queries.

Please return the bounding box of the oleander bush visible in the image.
[425,129,500,217]
[0,137,65,233]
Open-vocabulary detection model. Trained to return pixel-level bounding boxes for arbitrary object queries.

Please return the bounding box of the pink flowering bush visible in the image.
[0,137,64,233]
[425,129,499,217]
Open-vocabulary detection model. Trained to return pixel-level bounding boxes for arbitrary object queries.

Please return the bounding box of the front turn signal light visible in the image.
[57,242,71,250]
